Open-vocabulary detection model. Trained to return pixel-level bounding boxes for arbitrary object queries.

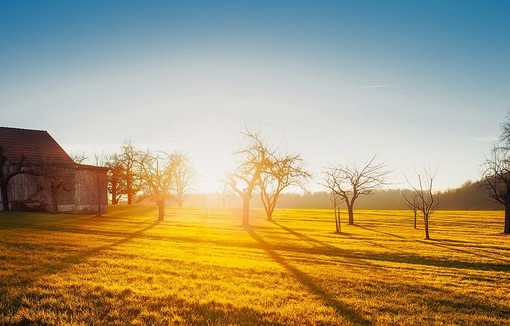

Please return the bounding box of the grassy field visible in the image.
[0,206,509,325]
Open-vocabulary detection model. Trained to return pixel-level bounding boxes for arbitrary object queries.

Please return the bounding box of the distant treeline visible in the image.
[186,180,501,210]
[276,181,499,210]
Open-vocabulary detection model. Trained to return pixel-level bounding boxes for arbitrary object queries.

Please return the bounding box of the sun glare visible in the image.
[2,1,510,324]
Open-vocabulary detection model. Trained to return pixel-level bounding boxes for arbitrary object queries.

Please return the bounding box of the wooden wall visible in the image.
[1,164,108,213]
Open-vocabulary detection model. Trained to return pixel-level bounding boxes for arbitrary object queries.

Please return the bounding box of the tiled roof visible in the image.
[0,127,75,166]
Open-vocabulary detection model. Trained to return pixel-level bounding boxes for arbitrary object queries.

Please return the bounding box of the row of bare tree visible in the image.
[321,156,439,239]
[103,142,195,220]
[95,114,510,236]
[227,131,311,226]
[223,130,441,239]
[204,121,510,238]
[224,121,510,239]
[3,117,509,236]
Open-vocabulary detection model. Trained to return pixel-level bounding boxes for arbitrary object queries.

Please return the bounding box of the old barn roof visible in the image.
[0,127,75,166]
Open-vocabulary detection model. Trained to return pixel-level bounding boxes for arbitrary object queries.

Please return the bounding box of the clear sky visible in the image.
[1,1,509,192]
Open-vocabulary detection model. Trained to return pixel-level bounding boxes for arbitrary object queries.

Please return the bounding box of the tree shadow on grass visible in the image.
[14,219,507,279]
[106,205,158,216]
[272,221,397,253]
[246,226,373,326]
[0,211,85,231]
[266,222,509,273]
[353,224,405,239]
[270,221,335,250]
[12,219,162,287]
[284,242,510,272]
[11,221,159,239]
[418,239,510,264]
[263,223,510,322]
[37,221,506,274]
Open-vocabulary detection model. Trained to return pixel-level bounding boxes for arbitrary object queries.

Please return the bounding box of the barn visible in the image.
[0,127,108,213]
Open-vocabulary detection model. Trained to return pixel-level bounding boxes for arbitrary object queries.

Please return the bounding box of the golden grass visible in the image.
[0,206,509,325]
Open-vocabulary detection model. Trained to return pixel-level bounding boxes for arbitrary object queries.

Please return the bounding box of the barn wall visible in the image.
[73,167,108,214]
[1,164,108,214]
[6,173,48,211]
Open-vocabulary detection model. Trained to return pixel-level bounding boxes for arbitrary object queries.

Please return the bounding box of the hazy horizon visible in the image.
[1,1,509,192]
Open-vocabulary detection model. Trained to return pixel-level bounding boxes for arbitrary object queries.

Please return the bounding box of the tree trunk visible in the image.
[335,207,341,233]
[127,179,132,205]
[158,200,165,221]
[266,203,275,221]
[413,209,417,229]
[347,203,354,225]
[111,183,117,205]
[424,216,430,240]
[242,197,249,227]
[505,203,510,234]
[1,182,9,211]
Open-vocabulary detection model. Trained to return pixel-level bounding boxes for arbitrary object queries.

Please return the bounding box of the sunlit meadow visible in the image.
[1,206,509,325]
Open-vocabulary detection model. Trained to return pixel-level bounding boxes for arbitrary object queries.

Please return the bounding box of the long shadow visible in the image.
[353,224,405,239]
[240,229,510,272]
[12,219,162,287]
[50,223,510,273]
[246,226,372,325]
[7,222,159,239]
[272,221,397,253]
[419,239,510,264]
[271,239,510,273]
[270,221,334,249]
[266,223,510,318]
[0,212,87,231]
[12,221,509,274]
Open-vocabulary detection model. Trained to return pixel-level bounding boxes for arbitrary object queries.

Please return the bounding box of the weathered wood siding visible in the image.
[72,167,108,213]
[7,173,45,204]
[1,164,108,213]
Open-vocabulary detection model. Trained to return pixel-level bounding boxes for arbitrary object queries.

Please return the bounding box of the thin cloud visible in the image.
[364,84,393,89]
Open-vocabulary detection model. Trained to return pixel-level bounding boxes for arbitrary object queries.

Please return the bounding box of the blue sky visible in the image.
[1,1,509,191]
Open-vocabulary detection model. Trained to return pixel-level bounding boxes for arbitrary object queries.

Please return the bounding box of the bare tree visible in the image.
[481,145,510,234]
[106,154,125,205]
[323,168,344,233]
[402,190,419,229]
[171,152,195,207]
[500,112,510,147]
[258,152,311,221]
[139,151,176,220]
[0,146,39,211]
[324,155,390,225]
[228,130,271,227]
[119,141,142,205]
[405,171,439,240]
[482,113,510,234]
[70,153,87,164]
